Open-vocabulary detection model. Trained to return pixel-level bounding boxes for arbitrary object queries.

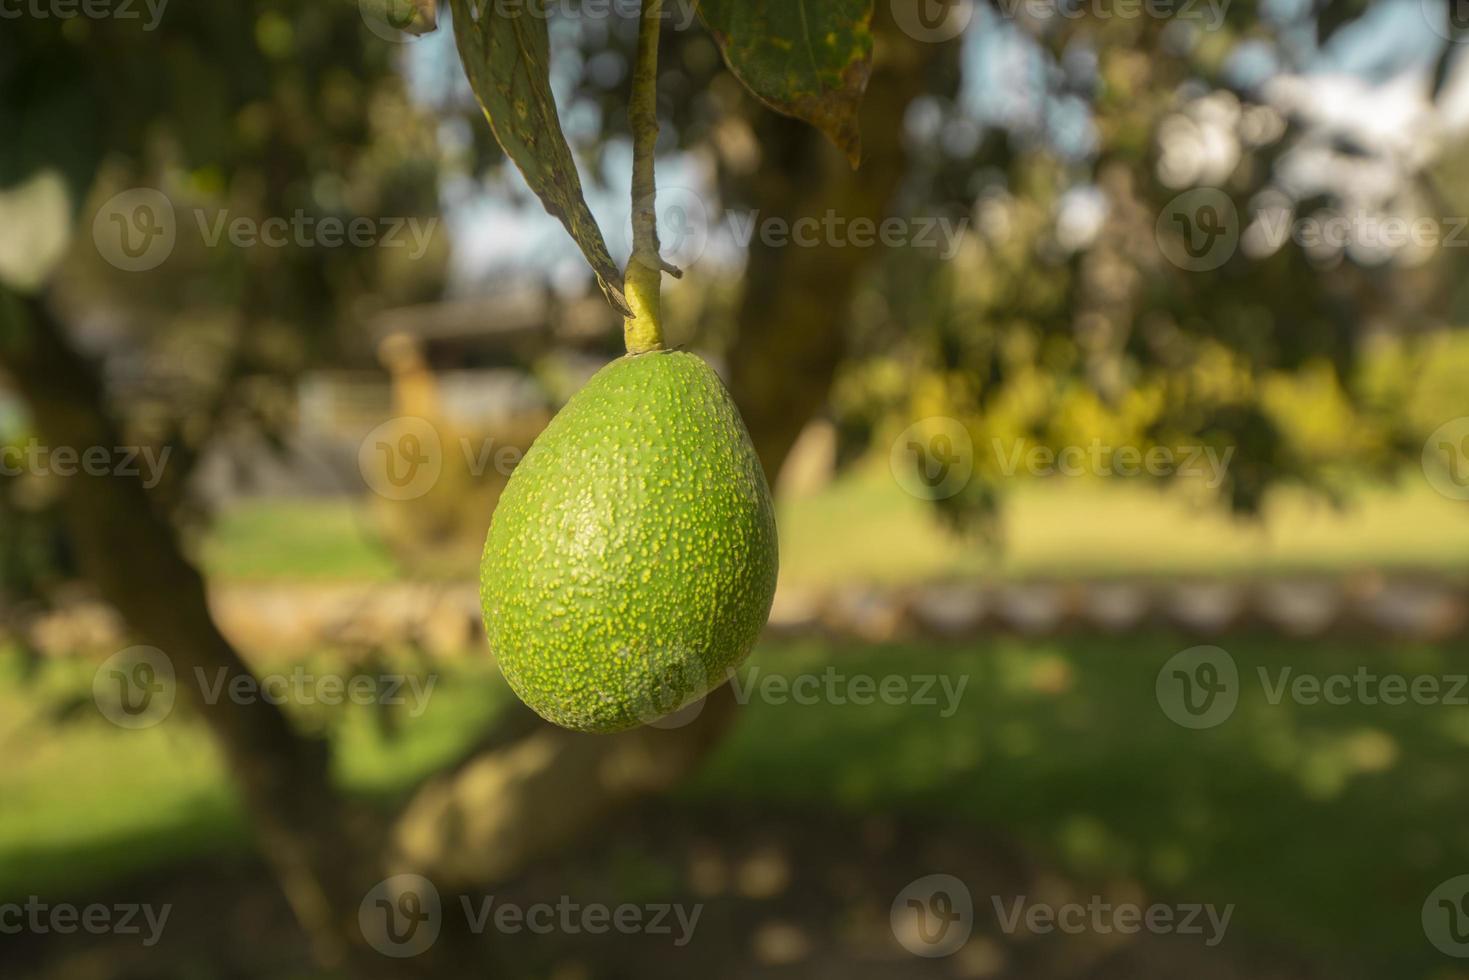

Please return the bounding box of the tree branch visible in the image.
[623,0,667,355]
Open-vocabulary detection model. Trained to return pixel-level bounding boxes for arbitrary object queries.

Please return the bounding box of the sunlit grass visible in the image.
[200,468,1469,586]
[776,465,1469,586]
[201,500,400,582]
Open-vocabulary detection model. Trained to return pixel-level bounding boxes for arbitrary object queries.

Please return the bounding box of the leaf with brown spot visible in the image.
[449,0,629,314]
[697,0,874,168]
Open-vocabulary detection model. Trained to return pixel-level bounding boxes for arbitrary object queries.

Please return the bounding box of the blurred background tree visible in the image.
[3,0,1469,974]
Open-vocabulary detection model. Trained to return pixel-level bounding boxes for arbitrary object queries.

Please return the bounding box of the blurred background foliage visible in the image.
[4,0,1468,537]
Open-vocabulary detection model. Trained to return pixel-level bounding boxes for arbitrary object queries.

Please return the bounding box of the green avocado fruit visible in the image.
[479,350,779,733]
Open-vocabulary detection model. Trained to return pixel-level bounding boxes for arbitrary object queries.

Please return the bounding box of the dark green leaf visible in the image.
[449,0,629,314]
[697,0,874,167]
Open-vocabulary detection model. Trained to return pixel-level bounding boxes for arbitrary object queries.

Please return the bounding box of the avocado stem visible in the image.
[625,0,666,355]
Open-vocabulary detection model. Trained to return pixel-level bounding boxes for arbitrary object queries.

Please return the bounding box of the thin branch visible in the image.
[623,0,666,354]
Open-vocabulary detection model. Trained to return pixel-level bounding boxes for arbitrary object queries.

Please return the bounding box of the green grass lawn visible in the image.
[202,499,403,583]
[201,469,1469,586]
[780,467,1469,585]
[3,634,1465,977]
[690,634,1469,975]
[0,649,513,899]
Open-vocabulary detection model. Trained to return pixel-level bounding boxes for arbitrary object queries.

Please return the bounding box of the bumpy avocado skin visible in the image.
[480,350,779,733]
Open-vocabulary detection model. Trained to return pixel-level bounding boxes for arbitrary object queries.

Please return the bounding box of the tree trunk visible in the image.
[727,7,934,479]
[0,290,390,976]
